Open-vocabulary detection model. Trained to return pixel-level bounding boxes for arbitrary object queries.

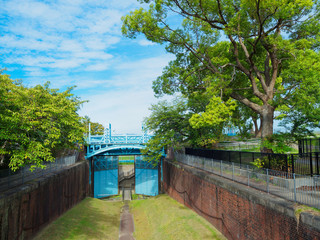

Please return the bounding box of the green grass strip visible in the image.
[130,195,226,240]
[34,198,122,240]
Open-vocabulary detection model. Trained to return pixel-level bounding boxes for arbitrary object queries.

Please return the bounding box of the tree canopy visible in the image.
[141,96,228,160]
[122,0,320,149]
[0,72,86,171]
[82,116,105,136]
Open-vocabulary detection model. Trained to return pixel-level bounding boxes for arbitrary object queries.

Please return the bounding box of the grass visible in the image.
[294,204,320,217]
[33,195,226,240]
[130,194,226,240]
[119,161,134,165]
[33,198,122,240]
[119,155,135,160]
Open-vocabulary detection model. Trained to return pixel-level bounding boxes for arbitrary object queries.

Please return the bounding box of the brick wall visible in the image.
[163,160,320,240]
[0,160,89,240]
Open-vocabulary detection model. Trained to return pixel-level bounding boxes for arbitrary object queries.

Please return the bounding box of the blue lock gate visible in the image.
[135,155,159,196]
[93,155,118,198]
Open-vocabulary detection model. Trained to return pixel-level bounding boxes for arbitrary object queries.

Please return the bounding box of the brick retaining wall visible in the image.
[163,160,320,240]
[0,160,89,240]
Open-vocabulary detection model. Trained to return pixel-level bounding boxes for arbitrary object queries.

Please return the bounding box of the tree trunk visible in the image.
[254,117,263,138]
[260,105,274,153]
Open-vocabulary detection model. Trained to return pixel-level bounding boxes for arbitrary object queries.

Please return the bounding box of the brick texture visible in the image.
[163,160,320,240]
[0,160,89,240]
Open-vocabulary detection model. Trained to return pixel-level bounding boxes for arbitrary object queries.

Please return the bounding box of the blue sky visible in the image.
[0,0,175,134]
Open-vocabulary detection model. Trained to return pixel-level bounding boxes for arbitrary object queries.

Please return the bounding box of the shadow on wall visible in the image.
[0,160,89,240]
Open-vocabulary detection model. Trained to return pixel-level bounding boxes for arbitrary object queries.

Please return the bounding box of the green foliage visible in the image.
[252,158,265,169]
[82,116,104,137]
[262,133,296,154]
[189,96,237,129]
[251,155,288,171]
[123,0,320,146]
[141,97,226,162]
[0,72,86,171]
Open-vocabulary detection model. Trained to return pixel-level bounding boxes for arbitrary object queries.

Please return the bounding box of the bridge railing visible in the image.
[88,134,152,144]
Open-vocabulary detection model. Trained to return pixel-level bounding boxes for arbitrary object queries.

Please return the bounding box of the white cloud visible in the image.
[79,88,157,134]
[138,39,156,46]
[0,0,175,133]
[0,35,56,51]
[85,63,110,71]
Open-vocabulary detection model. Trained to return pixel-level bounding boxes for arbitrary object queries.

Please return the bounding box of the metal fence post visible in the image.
[211,159,214,173]
[291,154,295,174]
[239,152,242,168]
[220,160,222,176]
[293,173,297,202]
[247,165,250,186]
[316,152,319,176]
[266,169,269,193]
[232,162,234,181]
[310,152,313,176]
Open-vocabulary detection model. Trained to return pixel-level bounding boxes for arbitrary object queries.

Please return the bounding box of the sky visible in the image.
[0,0,175,134]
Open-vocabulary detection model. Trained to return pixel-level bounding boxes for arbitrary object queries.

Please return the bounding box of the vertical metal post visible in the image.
[310,152,313,177]
[268,154,271,169]
[247,165,250,186]
[239,151,242,168]
[310,138,312,153]
[266,169,269,193]
[88,122,91,142]
[220,160,222,176]
[211,159,214,173]
[91,157,95,197]
[291,154,295,174]
[232,162,234,181]
[298,140,301,155]
[285,154,288,174]
[316,152,319,176]
[293,173,297,202]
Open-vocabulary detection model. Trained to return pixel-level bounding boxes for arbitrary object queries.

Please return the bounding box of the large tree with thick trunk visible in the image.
[122,0,320,147]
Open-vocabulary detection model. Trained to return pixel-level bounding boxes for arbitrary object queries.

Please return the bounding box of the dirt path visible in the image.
[119,201,135,240]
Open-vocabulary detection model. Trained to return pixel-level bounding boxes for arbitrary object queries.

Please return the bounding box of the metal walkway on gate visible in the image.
[86,123,152,158]
[86,123,160,199]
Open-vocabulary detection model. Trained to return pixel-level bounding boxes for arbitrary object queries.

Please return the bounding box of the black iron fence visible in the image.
[298,138,320,154]
[185,148,320,176]
[174,153,320,209]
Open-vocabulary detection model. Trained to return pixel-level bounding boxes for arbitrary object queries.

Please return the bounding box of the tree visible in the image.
[141,95,234,161]
[0,72,86,171]
[82,116,105,136]
[122,0,320,148]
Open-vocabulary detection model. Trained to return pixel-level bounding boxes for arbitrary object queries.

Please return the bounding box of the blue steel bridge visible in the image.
[86,123,160,198]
